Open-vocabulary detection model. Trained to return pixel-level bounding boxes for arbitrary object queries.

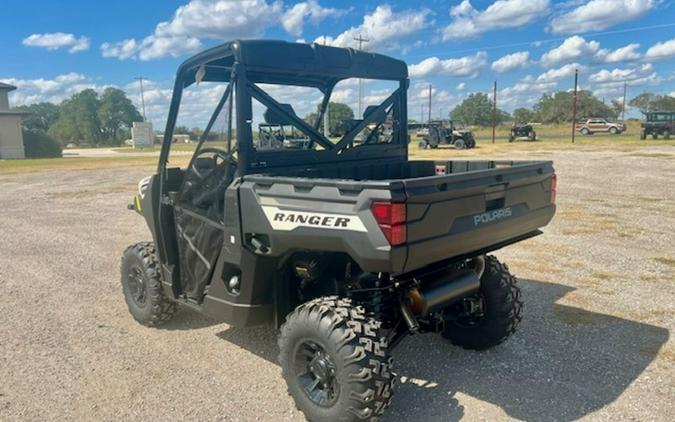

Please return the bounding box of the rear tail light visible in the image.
[550,174,558,204]
[371,201,407,246]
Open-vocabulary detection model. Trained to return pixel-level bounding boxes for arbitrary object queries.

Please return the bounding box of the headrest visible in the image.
[264,103,297,125]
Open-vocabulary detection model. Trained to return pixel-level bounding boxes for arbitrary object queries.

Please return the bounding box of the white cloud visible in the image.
[601,43,641,63]
[645,37,675,61]
[101,0,282,60]
[536,63,583,83]
[491,51,530,73]
[541,36,646,67]
[314,5,430,52]
[409,52,488,78]
[442,0,549,40]
[498,75,559,109]
[550,0,655,34]
[281,1,348,37]
[22,33,90,53]
[540,36,600,67]
[2,73,104,106]
[456,82,466,91]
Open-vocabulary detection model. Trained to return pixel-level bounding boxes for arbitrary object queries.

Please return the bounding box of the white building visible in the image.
[0,83,26,159]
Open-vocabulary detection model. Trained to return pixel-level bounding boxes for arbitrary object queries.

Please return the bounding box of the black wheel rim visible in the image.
[293,340,339,407]
[127,265,147,306]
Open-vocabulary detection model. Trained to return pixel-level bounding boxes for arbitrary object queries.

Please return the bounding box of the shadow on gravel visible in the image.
[384,279,670,422]
[160,306,221,331]
[212,279,669,422]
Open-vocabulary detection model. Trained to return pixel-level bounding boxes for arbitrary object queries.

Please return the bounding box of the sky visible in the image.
[2,0,675,128]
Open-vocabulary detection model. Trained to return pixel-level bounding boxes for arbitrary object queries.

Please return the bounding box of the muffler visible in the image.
[408,270,480,316]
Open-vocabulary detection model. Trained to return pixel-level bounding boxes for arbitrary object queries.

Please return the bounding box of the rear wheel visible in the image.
[609,127,618,134]
[441,256,522,351]
[653,133,659,140]
[418,140,427,149]
[664,130,671,140]
[580,128,590,135]
[120,242,177,326]
[279,297,395,422]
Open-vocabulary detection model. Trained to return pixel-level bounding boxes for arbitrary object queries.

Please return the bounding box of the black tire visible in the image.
[279,297,394,422]
[609,127,618,135]
[580,128,590,136]
[640,131,646,140]
[441,256,522,351]
[508,136,514,143]
[121,242,177,326]
[418,140,426,149]
[664,131,671,140]
[453,138,466,149]
[652,133,658,140]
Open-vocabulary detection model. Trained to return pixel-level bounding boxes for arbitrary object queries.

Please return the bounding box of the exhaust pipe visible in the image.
[408,270,480,316]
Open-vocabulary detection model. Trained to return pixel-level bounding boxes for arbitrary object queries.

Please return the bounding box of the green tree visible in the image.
[534,91,616,123]
[15,102,60,132]
[513,107,534,124]
[305,102,355,135]
[49,89,102,144]
[98,87,143,143]
[450,93,508,126]
[22,129,62,158]
[627,93,675,114]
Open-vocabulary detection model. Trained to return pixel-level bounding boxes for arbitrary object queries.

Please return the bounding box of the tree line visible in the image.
[446,90,675,126]
[17,87,142,146]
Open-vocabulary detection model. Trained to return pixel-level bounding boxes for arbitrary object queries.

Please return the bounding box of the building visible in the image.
[0,83,26,159]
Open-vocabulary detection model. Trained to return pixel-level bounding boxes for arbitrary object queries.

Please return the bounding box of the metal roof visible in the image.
[178,39,408,89]
[0,82,17,91]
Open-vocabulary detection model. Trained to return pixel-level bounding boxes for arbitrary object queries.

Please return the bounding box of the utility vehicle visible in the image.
[120,40,557,422]
[640,111,674,139]
[509,123,536,142]
[418,120,475,149]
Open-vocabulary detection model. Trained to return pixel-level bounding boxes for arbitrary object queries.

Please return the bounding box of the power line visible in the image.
[403,22,675,59]
[354,33,370,117]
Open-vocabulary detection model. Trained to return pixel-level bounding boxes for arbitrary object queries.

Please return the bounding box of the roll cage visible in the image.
[158,40,409,177]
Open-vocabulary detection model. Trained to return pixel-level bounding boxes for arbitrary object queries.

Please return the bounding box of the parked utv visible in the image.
[121,40,557,422]
[509,123,536,142]
[418,120,476,149]
[640,112,674,139]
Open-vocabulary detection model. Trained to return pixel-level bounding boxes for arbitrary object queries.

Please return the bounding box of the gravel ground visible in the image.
[1,146,674,421]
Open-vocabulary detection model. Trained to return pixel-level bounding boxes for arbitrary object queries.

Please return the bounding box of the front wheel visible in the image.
[441,256,522,350]
[580,128,590,135]
[279,297,395,422]
[453,138,466,149]
[120,242,177,326]
[609,127,618,134]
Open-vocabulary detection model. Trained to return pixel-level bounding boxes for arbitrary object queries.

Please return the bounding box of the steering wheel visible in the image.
[188,147,238,209]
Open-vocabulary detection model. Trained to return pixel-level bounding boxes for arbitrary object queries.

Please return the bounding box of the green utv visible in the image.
[121,40,557,421]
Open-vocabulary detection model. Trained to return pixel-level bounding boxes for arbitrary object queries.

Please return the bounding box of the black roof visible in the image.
[178,39,408,89]
[0,82,17,91]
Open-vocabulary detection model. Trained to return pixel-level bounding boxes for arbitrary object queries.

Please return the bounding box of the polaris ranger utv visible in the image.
[121,40,557,422]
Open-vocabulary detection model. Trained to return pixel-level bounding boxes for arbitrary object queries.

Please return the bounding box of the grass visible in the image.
[0,155,190,175]
[654,257,675,267]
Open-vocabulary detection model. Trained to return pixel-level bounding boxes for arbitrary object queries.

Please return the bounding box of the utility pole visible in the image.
[621,80,628,123]
[420,104,424,125]
[571,68,579,144]
[492,80,497,144]
[353,34,369,117]
[135,76,147,121]
[427,85,432,124]
[324,103,329,137]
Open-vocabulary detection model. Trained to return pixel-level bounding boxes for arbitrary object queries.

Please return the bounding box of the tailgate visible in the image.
[402,160,555,272]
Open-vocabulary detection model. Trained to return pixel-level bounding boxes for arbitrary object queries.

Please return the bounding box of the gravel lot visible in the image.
[1,145,674,421]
